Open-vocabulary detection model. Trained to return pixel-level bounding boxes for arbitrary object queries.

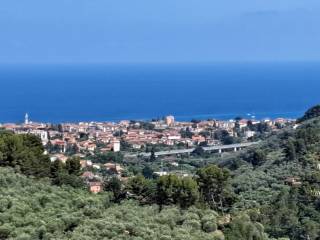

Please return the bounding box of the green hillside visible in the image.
[0,167,271,240]
[225,114,320,239]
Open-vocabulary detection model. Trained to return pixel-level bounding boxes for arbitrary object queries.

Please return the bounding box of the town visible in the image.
[0,113,295,193]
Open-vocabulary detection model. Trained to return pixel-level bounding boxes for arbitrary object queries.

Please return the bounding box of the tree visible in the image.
[104,177,125,203]
[46,140,53,153]
[221,135,239,145]
[295,139,307,154]
[178,177,199,208]
[66,144,79,155]
[149,148,156,162]
[50,159,83,187]
[139,121,155,130]
[126,175,156,203]
[156,175,199,209]
[225,214,269,240]
[285,138,297,162]
[298,105,320,123]
[251,149,267,166]
[65,157,81,176]
[192,146,205,157]
[0,133,51,178]
[256,122,271,133]
[214,129,230,143]
[180,127,193,138]
[58,124,63,133]
[142,165,154,179]
[234,116,243,121]
[195,165,232,211]
[93,151,124,164]
[247,120,254,131]
[262,190,300,239]
[126,175,149,196]
[191,119,201,124]
[157,175,181,207]
[199,131,210,138]
[50,159,65,179]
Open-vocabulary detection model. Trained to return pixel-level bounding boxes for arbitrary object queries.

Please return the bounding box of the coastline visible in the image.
[0,110,301,125]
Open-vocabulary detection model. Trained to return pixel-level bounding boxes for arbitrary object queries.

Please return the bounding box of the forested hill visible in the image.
[224,112,320,239]
[0,167,269,240]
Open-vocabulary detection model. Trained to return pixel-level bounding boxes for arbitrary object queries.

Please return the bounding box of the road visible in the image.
[125,141,260,157]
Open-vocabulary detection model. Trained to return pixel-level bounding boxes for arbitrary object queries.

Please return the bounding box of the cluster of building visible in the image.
[0,114,296,193]
[0,114,296,155]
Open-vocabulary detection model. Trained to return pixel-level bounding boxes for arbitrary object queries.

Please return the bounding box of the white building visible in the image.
[113,139,121,152]
[244,130,256,139]
[165,115,175,126]
[25,113,29,124]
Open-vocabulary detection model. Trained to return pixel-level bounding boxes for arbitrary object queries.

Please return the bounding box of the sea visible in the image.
[0,62,320,123]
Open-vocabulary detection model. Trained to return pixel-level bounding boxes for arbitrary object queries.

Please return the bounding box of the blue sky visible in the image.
[1,0,320,64]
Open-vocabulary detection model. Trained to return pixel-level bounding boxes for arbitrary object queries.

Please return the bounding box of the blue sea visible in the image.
[0,62,320,123]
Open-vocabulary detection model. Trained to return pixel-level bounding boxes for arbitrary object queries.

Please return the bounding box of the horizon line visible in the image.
[1,60,320,66]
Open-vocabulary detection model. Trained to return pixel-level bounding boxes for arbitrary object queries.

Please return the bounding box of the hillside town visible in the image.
[0,113,295,193]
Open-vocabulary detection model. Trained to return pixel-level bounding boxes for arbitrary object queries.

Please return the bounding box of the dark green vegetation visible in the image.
[223,108,320,240]
[0,168,269,240]
[0,131,51,178]
[298,105,320,123]
[2,105,320,239]
[0,131,83,187]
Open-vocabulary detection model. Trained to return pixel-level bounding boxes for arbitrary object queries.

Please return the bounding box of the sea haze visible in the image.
[0,62,319,123]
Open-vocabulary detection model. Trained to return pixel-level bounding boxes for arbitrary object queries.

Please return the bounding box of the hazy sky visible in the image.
[1,0,320,64]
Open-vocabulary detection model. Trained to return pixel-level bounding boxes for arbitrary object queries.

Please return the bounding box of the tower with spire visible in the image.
[25,113,29,125]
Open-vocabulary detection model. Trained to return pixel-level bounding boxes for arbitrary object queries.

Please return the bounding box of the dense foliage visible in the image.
[0,131,50,178]
[0,167,271,240]
[0,131,83,187]
[224,115,320,239]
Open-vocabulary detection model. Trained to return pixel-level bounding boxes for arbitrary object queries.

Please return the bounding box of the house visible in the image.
[81,171,95,180]
[78,141,97,152]
[166,131,181,140]
[92,164,101,170]
[244,130,256,138]
[192,135,206,144]
[89,182,103,193]
[163,139,174,146]
[238,119,248,129]
[131,142,143,149]
[87,143,97,152]
[50,139,67,153]
[104,163,124,175]
[50,153,68,163]
[80,160,93,169]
